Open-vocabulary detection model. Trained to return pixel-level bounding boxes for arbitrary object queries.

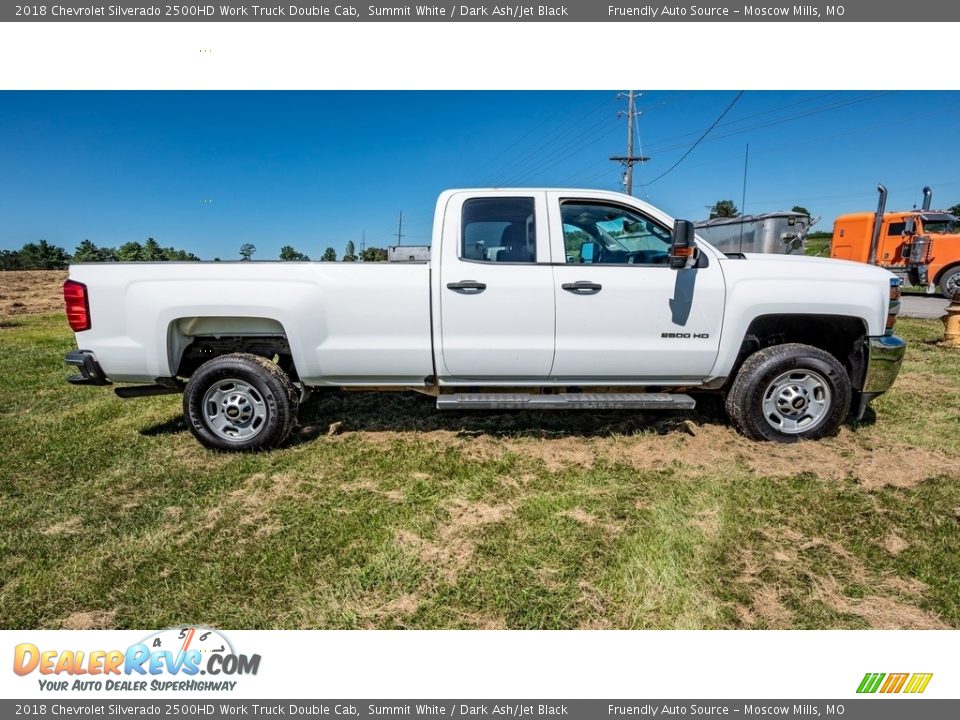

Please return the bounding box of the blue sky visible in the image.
[1,90,958,260]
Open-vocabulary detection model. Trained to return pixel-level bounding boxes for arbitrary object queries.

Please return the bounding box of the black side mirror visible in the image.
[670,219,698,269]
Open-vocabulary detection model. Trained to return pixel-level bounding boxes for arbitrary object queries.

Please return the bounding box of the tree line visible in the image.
[0,238,394,270]
[0,238,199,270]
[250,240,388,263]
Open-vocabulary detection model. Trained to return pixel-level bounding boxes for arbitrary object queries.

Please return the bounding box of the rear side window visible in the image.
[888,222,906,236]
[461,197,536,263]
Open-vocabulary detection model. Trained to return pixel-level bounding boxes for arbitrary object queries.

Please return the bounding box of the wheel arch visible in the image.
[727,313,869,390]
[166,316,299,380]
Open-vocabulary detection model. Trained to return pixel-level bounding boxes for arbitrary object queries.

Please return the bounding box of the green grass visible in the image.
[1,314,958,629]
[804,237,831,256]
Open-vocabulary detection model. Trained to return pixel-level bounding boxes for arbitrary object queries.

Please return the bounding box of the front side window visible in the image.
[461,197,536,263]
[561,201,671,265]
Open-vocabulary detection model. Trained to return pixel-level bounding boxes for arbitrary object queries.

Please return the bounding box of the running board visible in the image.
[436,392,696,411]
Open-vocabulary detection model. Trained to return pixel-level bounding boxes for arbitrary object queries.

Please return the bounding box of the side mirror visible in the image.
[580,242,597,263]
[669,219,698,269]
[903,218,916,235]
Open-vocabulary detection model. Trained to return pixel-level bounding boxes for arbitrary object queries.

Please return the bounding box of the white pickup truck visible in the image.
[62,188,906,451]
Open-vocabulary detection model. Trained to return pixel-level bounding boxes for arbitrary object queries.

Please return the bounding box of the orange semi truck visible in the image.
[831,185,960,298]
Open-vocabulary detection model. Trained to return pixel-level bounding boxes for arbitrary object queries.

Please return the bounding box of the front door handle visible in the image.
[562,281,602,295]
[447,280,487,293]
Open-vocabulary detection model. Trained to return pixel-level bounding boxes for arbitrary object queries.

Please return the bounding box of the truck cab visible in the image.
[831,185,960,297]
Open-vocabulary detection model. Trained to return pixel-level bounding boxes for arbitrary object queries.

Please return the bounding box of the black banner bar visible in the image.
[3,0,959,22]
[3,700,959,719]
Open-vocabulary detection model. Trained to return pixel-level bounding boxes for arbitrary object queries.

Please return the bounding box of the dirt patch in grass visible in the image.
[42,517,83,536]
[0,271,67,316]
[734,522,945,629]
[57,609,117,629]
[560,507,598,526]
[340,479,405,502]
[397,499,513,582]
[340,417,948,487]
[814,576,947,629]
[883,532,909,556]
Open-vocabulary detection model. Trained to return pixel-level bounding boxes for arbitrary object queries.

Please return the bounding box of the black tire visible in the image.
[183,353,299,451]
[938,266,960,300]
[725,343,851,443]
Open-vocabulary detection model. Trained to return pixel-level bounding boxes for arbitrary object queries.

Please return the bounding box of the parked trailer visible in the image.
[387,245,431,262]
[694,212,814,255]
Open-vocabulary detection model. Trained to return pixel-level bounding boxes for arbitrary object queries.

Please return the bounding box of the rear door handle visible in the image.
[446,280,487,293]
[562,281,602,295]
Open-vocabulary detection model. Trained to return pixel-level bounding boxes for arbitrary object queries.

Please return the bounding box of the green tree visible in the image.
[948,203,960,217]
[116,241,144,262]
[19,240,70,269]
[320,247,337,262]
[0,249,24,270]
[342,240,358,262]
[279,245,310,261]
[142,237,164,261]
[72,239,103,263]
[709,200,740,219]
[359,246,388,262]
[239,243,256,261]
[161,246,200,261]
[791,205,810,216]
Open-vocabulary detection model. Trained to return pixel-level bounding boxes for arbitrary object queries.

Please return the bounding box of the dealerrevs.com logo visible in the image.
[13,627,260,692]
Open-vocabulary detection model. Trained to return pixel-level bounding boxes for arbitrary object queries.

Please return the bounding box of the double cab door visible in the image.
[436,190,725,383]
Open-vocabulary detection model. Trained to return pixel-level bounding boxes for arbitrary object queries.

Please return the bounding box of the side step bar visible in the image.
[436,392,696,411]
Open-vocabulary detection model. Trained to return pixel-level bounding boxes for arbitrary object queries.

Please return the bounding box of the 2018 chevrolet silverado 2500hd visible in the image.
[62,189,907,451]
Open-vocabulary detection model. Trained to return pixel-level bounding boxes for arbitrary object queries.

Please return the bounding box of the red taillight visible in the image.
[63,280,91,332]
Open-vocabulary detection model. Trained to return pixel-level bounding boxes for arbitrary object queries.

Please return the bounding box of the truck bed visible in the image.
[68,261,434,385]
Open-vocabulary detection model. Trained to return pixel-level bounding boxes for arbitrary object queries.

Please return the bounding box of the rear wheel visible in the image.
[725,343,851,443]
[183,353,299,451]
[939,266,960,299]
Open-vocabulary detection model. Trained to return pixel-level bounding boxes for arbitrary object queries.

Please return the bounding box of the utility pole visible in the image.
[610,90,649,196]
[360,229,366,261]
[395,210,404,245]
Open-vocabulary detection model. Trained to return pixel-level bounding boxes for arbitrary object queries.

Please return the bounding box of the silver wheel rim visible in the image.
[945,271,960,297]
[761,369,832,435]
[201,379,268,441]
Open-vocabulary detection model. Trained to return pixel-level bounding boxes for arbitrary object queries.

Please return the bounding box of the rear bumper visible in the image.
[65,350,111,386]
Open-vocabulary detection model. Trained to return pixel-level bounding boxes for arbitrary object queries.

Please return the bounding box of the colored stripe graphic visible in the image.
[880,673,909,693]
[857,673,885,693]
[857,672,932,694]
[904,673,934,694]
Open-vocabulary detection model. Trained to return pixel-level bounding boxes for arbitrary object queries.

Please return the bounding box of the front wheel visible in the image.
[725,343,851,443]
[183,353,299,451]
[939,266,960,299]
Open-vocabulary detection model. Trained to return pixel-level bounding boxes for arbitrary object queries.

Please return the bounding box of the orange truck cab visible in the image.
[831,185,960,298]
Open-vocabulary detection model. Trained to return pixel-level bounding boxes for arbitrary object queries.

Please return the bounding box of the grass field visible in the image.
[1,273,959,630]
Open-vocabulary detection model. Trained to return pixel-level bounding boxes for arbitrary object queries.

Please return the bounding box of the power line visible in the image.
[645,91,893,157]
[510,118,621,185]
[556,91,844,186]
[639,91,745,188]
[467,92,592,180]
[487,98,616,185]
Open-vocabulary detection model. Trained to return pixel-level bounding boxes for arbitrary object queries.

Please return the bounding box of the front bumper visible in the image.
[65,350,111,386]
[862,334,907,394]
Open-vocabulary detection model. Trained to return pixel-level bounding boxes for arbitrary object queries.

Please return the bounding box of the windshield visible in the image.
[921,216,958,235]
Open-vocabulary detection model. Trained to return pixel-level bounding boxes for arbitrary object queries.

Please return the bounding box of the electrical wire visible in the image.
[638,91,744,187]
